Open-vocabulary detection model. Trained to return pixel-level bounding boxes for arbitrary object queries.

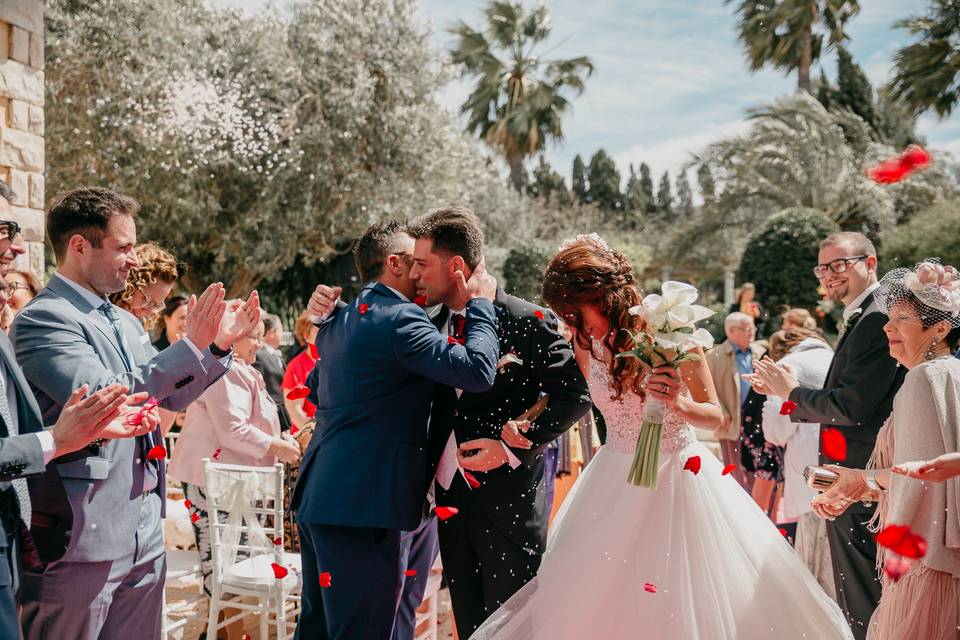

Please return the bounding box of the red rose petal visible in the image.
[146,445,166,461]
[876,524,928,560]
[405,569,417,577]
[463,470,481,489]
[721,464,736,476]
[882,554,913,582]
[868,158,910,184]
[821,428,847,462]
[447,335,464,345]
[435,506,459,521]
[644,582,657,593]
[683,455,701,475]
[900,144,931,171]
[271,562,288,579]
[183,499,192,509]
[308,343,319,360]
[191,512,200,523]
[778,527,788,537]
[779,400,798,416]
[242,635,251,640]
[273,537,282,546]
[319,571,332,588]
[359,303,369,315]
[413,295,427,307]
[286,385,310,400]
[212,447,222,461]
[290,425,299,436]
[534,310,545,320]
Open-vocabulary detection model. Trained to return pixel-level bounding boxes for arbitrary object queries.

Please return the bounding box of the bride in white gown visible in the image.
[472,235,853,640]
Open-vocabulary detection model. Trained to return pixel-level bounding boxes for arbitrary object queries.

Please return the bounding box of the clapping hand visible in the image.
[745,357,798,398]
[214,291,261,350]
[502,420,533,449]
[893,453,960,483]
[308,284,341,323]
[50,385,153,456]
[185,283,227,351]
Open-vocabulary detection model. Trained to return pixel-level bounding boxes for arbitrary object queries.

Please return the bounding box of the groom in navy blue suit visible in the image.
[291,220,500,639]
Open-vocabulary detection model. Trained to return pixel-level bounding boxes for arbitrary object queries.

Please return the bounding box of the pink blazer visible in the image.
[168,360,282,487]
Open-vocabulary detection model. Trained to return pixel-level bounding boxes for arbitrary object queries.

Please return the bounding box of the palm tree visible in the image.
[449,1,593,192]
[727,0,860,92]
[889,1,960,117]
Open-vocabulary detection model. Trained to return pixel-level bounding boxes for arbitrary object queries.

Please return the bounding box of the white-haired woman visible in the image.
[810,261,960,640]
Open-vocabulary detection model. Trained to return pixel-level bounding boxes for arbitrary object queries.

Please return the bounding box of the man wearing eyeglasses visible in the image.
[747,231,905,640]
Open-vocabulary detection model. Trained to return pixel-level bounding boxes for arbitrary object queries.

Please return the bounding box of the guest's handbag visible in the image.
[803,465,839,491]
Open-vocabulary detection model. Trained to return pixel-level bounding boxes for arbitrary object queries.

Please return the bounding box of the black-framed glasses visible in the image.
[0,220,21,242]
[812,255,867,279]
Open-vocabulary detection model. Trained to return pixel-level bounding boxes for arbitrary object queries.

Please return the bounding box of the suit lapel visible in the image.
[46,276,130,367]
[0,333,43,435]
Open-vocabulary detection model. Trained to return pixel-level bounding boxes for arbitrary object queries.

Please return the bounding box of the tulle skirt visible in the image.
[471,442,854,640]
[868,564,960,640]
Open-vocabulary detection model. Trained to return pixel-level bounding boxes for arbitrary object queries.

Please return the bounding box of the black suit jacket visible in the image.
[433,288,591,553]
[788,291,906,472]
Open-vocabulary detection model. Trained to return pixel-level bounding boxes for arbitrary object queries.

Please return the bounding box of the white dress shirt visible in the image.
[842,282,881,322]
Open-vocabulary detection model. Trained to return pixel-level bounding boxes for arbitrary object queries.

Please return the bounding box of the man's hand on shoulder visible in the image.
[308,284,342,324]
[457,258,497,304]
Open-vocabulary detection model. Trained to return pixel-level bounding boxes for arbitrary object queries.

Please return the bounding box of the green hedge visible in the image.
[503,246,551,303]
[881,198,960,271]
[738,208,840,326]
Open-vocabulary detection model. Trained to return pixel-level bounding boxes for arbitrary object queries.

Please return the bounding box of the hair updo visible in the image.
[542,237,647,400]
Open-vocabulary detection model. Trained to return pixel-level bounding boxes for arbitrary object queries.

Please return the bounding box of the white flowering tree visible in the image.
[46,0,526,299]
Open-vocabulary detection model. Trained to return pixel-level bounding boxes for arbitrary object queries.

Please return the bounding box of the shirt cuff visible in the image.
[181,337,204,361]
[500,441,522,469]
[36,430,57,464]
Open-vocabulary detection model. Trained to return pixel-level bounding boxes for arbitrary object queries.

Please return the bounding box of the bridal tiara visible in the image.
[558,233,611,253]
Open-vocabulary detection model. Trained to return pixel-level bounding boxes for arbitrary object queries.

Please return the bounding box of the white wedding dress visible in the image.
[471,355,854,640]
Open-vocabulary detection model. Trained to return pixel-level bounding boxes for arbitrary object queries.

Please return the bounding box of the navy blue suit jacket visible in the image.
[291,282,499,532]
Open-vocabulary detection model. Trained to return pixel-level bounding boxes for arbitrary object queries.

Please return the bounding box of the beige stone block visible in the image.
[0,127,43,172]
[10,27,28,65]
[0,23,9,62]
[9,206,43,242]
[0,60,43,105]
[27,171,41,209]
[28,31,41,70]
[6,168,26,205]
[8,99,27,130]
[0,97,7,128]
[0,1,42,35]
[0,168,7,184]
[27,104,41,135]
[26,241,43,278]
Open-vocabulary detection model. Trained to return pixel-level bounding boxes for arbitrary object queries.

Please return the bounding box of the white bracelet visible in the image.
[864,469,885,493]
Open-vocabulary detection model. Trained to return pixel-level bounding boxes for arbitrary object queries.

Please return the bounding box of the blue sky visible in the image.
[219,0,959,186]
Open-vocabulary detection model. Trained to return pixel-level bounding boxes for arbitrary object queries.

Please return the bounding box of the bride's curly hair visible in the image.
[542,238,647,400]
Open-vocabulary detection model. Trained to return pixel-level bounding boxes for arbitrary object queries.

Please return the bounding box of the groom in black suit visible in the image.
[749,232,905,640]
[407,207,592,638]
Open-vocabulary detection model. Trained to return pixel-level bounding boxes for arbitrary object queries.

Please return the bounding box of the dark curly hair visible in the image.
[542,238,647,400]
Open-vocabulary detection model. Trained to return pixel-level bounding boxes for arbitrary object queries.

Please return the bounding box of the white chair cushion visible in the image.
[166,548,202,580]
[222,552,302,591]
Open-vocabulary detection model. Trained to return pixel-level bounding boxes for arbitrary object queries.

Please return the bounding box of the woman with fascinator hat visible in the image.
[810,260,960,640]
[471,234,853,640]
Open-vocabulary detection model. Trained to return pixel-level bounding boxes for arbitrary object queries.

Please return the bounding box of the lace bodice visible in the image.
[588,354,696,455]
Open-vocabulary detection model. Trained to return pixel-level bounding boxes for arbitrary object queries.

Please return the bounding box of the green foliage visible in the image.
[834,46,875,128]
[726,0,861,90]
[571,154,588,203]
[587,149,623,212]
[47,0,527,306]
[527,156,571,205]
[449,1,593,191]
[622,164,650,228]
[676,172,695,219]
[639,163,656,214]
[656,172,674,221]
[881,198,960,271]
[502,246,551,302]
[737,208,840,315]
[890,1,960,117]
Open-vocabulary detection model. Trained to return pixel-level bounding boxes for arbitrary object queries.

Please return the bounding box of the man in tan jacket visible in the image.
[705,312,765,491]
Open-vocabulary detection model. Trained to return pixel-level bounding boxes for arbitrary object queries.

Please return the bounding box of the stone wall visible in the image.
[0,0,43,276]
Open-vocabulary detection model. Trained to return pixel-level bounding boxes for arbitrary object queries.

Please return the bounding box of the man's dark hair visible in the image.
[0,180,15,206]
[353,220,410,283]
[262,313,282,334]
[47,187,140,262]
[408,205,484,269]
[821,231,876,258]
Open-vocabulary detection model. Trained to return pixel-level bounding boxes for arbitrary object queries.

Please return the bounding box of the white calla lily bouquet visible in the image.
[616,281,715,488]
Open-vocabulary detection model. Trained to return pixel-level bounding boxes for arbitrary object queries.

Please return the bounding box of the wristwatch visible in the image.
[209,342,233,357]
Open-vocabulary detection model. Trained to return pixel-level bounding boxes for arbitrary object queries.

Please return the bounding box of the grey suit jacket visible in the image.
[0,331,46,485]
[10,275,230,563]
